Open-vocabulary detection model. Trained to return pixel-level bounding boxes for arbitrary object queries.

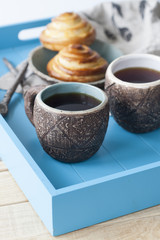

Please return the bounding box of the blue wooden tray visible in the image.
[0,19,160,236]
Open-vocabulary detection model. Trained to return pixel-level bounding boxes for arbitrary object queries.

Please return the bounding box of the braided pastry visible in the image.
[47,44,108,83]
[40,12,95,51]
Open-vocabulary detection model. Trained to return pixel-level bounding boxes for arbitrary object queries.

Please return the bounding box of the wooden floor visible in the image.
[1,159,160,240]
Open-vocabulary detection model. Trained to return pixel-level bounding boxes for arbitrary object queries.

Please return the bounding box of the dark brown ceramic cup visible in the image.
[105,54,160,133]
[24,83,109,163]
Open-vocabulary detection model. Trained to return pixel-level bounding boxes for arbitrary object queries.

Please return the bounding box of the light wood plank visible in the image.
[0,159,8,172]
[0,201,160,240]
[0,171,27,206]
[0,202,52,240]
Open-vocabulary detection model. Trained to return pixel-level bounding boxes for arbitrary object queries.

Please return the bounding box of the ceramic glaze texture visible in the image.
[33,98,109,162]
[105,78,160,133]
[105,54,160,133]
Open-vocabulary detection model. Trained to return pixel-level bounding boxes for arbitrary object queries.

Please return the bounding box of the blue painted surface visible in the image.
[1,88,160,235]
[0,18,50,49]
[0,19,160,236]
[0,91,84,189]
[53,164,160,235]
[0,43,39,76]
[0,115,54,234]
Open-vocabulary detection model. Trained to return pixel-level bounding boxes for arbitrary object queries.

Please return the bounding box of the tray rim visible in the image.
[0,114,55,194]
[0,17,51,49]
[1,111,160,196]
[1,18,160,236]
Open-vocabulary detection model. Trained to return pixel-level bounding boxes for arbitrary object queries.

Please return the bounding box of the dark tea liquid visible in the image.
[44,92,101,111]
[114,67,160,83]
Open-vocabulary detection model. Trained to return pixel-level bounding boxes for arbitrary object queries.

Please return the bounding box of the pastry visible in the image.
[40,12,95,51]
[47,44,108,83]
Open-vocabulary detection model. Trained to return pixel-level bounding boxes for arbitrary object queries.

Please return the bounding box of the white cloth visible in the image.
[0,0,160,93]
[81,0,160,55]
[0,63,47,94]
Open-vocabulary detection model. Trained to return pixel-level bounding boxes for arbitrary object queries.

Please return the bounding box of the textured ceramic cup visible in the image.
[24,82,109,163]
[105,54,160,133]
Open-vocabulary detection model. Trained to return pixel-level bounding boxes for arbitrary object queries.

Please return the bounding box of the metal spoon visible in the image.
[0,61,28,116]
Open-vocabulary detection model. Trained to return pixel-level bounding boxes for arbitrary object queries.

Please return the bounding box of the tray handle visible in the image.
[0,18,51,49]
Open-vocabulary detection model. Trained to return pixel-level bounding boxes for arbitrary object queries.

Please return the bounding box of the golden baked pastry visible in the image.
[47,44,108,83]
[40,12,95,51]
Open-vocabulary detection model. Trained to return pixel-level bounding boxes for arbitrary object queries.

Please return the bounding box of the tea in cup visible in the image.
[24,82,109,162]
[105,54,160,133]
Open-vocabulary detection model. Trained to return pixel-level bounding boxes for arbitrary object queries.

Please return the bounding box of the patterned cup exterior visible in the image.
[105,54,160,133]
[33,83,109,162]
